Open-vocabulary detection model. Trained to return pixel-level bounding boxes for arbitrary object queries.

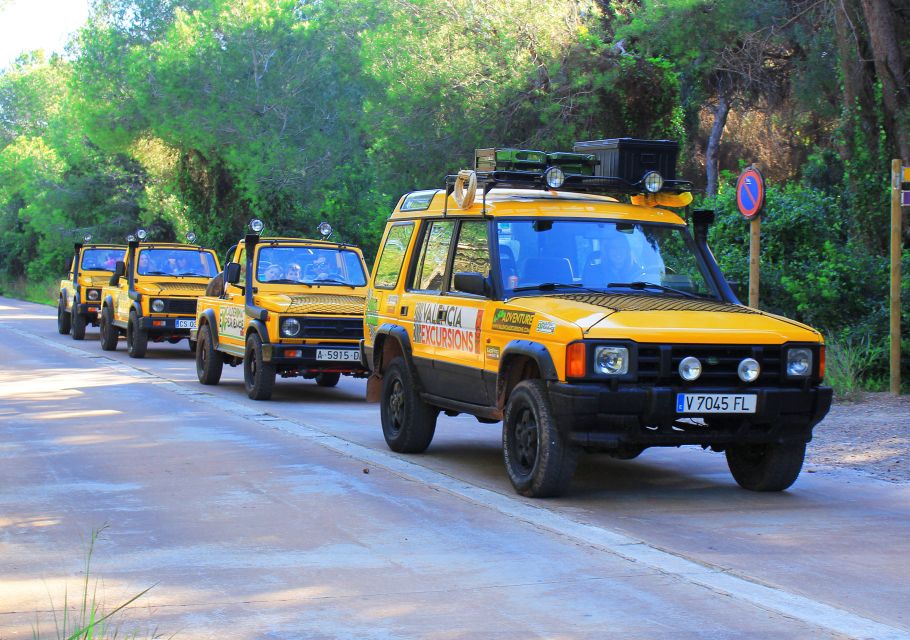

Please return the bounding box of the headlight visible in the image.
[544,166,565,189]
[151,299,165,313]
[281,318,300,337]
[679,356,702,381]
[786,348,813,377]
[594,346,628,375]
[643,171,664,193]
[738,358,760,383]
[86,289,100,301]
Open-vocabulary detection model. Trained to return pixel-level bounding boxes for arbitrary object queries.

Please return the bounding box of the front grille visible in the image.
[163,299,198,315]
[298,316,362,340]
[637,344,783,385]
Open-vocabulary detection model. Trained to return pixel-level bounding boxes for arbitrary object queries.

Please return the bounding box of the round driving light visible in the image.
[151,299,165,313]
[595,346,629,375]
[281,318,300,337]
[544,166,565,189]
[787,348,812,377]
[643,171,664,193]
[127,234,136,242]
[186,231,197,243]
[136,228,147,240]
[738,358,760,383]
[83,233,93,243]
[249,218,264,233]
[318,221,333,238]
[86,289,100,301]
[679,356,702,381]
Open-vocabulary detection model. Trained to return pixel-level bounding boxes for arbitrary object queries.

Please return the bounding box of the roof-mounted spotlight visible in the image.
[83,233,93,243]
[185,231,197,244]
[318,221,333,239]
[127,234,137,242]
[643,171,664,193]
[136,228,148,240]
[544,166,565,189]
[249,219,264,234]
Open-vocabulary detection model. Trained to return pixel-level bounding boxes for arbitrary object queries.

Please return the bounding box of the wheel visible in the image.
[99,307,118,351]
[126,311,148,358]
[71,307,86,340]
[244,333,276,400]
[188,339,198,353]
[196,324,223,385]
[57,299,71,335]
[725,441,806,491]
[379,357,437,453]
[503,379,578,498]
[315,372,340,387]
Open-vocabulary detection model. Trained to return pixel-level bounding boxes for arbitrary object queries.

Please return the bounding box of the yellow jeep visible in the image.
[362,140,832,497]
[99,232,220,357]
[193,221,370,400]
[57,239,126,340]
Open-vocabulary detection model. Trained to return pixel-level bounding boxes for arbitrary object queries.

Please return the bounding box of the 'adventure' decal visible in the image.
[413,302,483,353]
[492,308,535,334]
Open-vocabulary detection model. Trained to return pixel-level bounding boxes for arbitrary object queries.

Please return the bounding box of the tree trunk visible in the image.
[834,0,879,163]
[705,89,730,198]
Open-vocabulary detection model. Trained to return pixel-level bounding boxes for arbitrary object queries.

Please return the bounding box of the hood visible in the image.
[257,293,366,315]
[79,274,114,287]
[509,293,822,344]
[135,281,209,296]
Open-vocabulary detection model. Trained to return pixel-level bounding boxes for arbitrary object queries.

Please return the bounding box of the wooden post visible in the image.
[749,217,760,308]
[891,160,902,395]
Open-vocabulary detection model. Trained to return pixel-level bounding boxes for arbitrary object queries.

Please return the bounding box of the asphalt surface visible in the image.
[1,296,909,639]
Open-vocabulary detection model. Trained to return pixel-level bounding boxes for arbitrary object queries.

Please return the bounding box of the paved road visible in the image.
[1,296,908,639]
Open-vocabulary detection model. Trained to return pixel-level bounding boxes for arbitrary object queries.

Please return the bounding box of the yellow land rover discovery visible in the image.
[57,237,126,340]
[99,231,220,357]
[193,220,370,400]
[362,139,832,497]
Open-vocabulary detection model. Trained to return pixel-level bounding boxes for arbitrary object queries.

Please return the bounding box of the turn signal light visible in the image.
[819,345,825,381]
[566,343,586,378]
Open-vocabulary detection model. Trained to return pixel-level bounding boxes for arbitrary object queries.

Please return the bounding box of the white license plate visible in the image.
[176,319,196,329]
[676,393,756,414]
[316,349,359,362]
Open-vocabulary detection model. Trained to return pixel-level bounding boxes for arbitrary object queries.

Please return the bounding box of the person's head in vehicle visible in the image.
[286,262,302,280]
[137,251,151,273]
[585,232,641,286]
[264,262,284,281]
[174,253,192,273]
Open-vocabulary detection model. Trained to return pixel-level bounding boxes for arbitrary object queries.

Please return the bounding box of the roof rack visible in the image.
[445,169,692,198]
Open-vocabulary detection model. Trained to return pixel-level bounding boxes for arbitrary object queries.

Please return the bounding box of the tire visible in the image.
[244,333,276,400]
[126,311,148,358]
[188,339,198,353]
[315,372,340,387]
[726,441,806,492]
[99,307,118,351]
[380,357,437,453]
[503,379,578,498]
[57,299,71,335]
[71,307,86,340]
[196,324,223,385]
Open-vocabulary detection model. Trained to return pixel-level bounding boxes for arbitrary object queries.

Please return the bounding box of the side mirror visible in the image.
[224,262,241,284]
[453,271,489,297]
[109,261,125,285]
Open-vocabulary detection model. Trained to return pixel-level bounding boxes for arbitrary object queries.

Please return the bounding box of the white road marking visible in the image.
[7,321,910,640]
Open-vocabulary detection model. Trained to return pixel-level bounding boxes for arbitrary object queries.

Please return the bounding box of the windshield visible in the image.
[496,220,719,299]
[256,246,367,286]
[136,248,218,277]
[80,249,122,272]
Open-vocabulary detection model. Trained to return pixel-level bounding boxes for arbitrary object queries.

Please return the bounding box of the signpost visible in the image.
[890,161,908,395]
[736,166,765,308]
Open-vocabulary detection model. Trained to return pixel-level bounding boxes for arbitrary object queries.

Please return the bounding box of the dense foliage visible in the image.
[1,0,908,386]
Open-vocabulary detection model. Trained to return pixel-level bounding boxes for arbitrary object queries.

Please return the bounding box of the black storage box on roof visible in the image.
[573,138,678,183]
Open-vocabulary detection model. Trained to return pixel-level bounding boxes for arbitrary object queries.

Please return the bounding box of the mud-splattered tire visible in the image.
[99,307,118,351]
[57,299,71,335]
[726,441,806,492]
[503,379,578,498]
[380,357,437,453]
[244,333,276,400]
[127,311,148,358]
[195,324,223,385]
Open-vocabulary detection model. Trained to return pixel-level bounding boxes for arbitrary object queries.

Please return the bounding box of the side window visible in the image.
[450,221,490,292]
[237,248,246,285]
[411,220,455,292]
[374,223,414,289]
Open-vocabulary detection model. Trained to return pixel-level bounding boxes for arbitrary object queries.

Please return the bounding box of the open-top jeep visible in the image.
[193,220,370,400]
[58,238,126,340]
[362,139,832,497]
[99,231,220,357]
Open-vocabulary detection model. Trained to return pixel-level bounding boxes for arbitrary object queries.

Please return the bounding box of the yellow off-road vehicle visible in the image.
[99,231,220,358]
[193,221,370,400]
[57,238,126,340]
[362,139,832,497]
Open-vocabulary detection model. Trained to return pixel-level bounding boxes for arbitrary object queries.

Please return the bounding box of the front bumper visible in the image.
[548,382,833,449]
[76,302,101,317]
[261,342,368,374]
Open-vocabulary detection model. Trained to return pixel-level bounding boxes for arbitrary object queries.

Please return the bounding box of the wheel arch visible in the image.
[496,340,558,410]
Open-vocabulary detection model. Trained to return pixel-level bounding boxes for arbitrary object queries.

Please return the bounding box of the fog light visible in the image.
[787,348,813,377]
[285,349,303,358]
[152,320,165,327]
[595,346,628,375]
[643,171,664,193]
[281,318,300,337]
[86,289,100,301]
[679,356,702,381]
[151,299,165,313]
[738,358,760,382]
[544,166,565,189]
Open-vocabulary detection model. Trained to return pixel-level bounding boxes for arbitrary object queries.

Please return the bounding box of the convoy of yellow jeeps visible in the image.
[56,138,832,497]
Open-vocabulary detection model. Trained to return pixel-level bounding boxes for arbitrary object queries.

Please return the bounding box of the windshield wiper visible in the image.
[142,270,169,276]
[176,272,208,277]
[607,281,708,299]
[263,278,310,285]
[512,282,585,292]
[311,277,356,288]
